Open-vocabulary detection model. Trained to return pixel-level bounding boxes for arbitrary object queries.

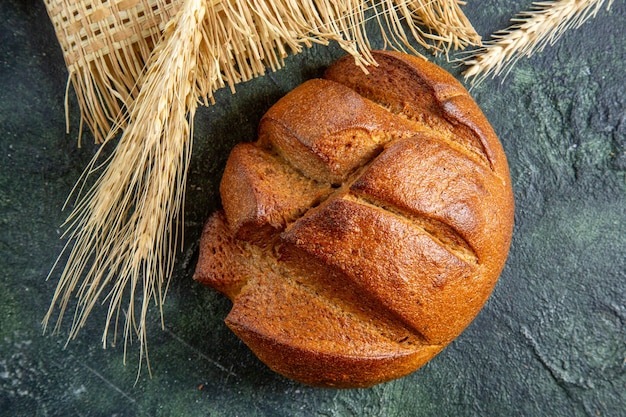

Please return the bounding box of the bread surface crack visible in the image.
[343,193,479,266]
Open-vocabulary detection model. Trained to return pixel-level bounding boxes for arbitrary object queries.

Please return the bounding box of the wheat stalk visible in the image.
[44,0,480,374]
[462,0,614,86]
[43,0,209,378]
[198,0,480,100]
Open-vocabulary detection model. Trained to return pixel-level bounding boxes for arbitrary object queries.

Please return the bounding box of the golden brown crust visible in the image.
[220,142,333,246]
[194,50,514,388]
[226,263,444,388]
[257,78,424,184]
[349,133,513,272]
[280,195,476,344]
[194,211,249,299]
[324,50,509,174]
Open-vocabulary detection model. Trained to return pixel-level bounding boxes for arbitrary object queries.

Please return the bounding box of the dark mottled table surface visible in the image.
[1,1,624,416]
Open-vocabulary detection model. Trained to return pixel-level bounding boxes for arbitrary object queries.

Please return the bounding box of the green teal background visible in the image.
[1,1,624,416]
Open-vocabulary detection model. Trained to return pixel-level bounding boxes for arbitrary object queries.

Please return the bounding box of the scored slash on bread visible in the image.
[194,50,514,388]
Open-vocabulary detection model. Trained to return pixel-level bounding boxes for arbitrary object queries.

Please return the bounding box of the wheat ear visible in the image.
[43,0,209,378]
[462,0,614,85]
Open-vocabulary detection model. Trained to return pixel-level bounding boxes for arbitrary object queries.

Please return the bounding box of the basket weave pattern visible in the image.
[44,0,182,142]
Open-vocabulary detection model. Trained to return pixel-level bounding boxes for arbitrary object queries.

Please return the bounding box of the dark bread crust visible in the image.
[257,78,423,184]
[194,51,514,388]
[220,142,333,246]
[324,50,508,173]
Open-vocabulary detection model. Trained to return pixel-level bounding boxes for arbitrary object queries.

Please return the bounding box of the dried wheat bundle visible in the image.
[197,0,482,103]
[43,0,481,373]
[462,0,614,86]
[45,0,480,144]
[44,0,209,376]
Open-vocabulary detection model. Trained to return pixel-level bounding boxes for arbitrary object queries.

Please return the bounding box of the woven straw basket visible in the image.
[44,0,183,143]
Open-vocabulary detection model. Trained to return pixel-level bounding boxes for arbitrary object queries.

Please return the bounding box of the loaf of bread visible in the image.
[194,50,514,388]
